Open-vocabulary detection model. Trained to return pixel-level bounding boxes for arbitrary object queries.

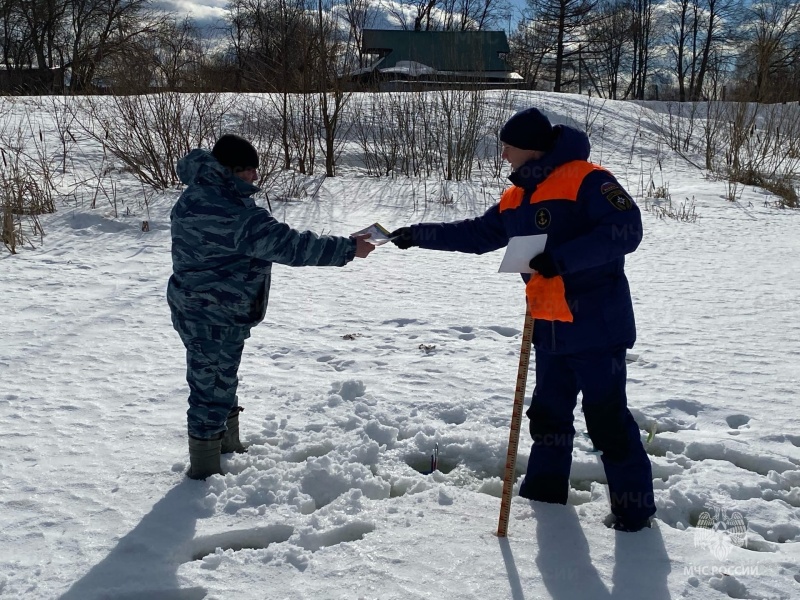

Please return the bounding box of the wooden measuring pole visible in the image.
[497,311,535,538]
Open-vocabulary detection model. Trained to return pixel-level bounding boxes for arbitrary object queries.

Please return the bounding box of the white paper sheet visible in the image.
[351,222,393,245]
[498,234,548,273]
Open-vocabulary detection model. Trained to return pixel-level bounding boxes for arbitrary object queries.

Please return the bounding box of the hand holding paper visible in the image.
[351,223,393,246]
[529,252,558,278]
[352,234,375,258]
[498,235,548,273]
[388,227,414,249]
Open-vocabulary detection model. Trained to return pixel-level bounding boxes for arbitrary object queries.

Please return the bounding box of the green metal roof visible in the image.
[361,29,511,72]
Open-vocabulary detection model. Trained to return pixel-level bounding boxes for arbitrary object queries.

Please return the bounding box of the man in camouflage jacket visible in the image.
[168,134,373,479]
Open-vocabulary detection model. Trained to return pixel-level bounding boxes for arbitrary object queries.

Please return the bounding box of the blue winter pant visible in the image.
[519,347,655,523]
[174,320,251,440]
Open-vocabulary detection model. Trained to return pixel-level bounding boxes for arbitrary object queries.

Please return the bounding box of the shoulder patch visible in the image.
[601,183,634,211]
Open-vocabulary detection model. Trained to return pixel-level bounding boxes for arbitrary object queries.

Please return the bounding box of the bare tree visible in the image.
[507,16,559,88]
[663,0,696,101]
[415,0,439,30]
[735,0,800,102]
[582,0,633,98]
[690,0,740,100]
[340,0,375,68]
[624,0,656,99]
[17,0,68,70]
[314,0,353,176]
[664,0,741,101]
[226,0,310,92]
[152,17,205,90]
[385,0,439,30]
[67,0,164,91]
[527,0,596,92]
[439,0,505,30]
[1,0,35,70]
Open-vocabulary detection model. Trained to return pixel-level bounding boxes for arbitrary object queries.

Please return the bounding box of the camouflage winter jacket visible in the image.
[167,149,356,330]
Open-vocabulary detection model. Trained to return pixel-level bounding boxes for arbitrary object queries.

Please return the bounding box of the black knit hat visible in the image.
[212,134,259,171]
[499,107,554,152]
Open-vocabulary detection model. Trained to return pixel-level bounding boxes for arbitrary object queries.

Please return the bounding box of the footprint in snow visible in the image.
[382,318,420,327]
[485,325,520,337]
[726,414,751,429]
[191,524,294,560]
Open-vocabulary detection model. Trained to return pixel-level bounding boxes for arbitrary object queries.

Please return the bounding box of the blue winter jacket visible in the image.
[408,125,642,353]
[167,149,356,331]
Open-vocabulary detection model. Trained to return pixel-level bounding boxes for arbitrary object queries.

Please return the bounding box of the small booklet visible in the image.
[351,222,393,245]
[498,234,548,273]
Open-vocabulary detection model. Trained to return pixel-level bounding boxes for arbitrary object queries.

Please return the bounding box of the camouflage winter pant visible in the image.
[174,319,251,440]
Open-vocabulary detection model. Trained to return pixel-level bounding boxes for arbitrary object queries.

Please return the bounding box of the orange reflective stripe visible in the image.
[526,275,574,322]
[499,186,525,212]
[529,161,606,204]
[498,161,606,212]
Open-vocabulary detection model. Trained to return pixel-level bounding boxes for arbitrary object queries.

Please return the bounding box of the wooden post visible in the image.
[497,311,535,537]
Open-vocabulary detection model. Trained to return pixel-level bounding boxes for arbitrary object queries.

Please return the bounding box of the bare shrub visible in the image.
[237,96,289,186]
[353,90,499,183]
[725,179,743,203]
[273,93,316,175]
[353,93,415,177]
[480,90,517,180]
[643,178,698,222]
[644,195,698,223]
[1,148,48,253]
[580,96,608,142]
[662,100,800,209]
[746,174,798,208]
[430,88,488,181]
[701,101,725,171]
[660,101,700,156]
[718,103,800,208]
[263,170,326,202]
[0,110,61,253]
[43,96,82,175]
[317,89,354,177]
[77,93,234,190]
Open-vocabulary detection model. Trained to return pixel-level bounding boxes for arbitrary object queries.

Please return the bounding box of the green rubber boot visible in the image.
[221,406,248,454]
[187,433,224,480]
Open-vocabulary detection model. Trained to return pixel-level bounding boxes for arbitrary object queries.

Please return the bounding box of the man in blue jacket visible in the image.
[168,134,374,480]
[390,108,655,532]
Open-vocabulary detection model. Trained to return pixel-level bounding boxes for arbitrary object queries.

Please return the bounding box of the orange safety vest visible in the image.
[499,161,608,323]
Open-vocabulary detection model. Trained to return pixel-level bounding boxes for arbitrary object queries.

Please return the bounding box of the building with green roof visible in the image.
[347,29,522,89]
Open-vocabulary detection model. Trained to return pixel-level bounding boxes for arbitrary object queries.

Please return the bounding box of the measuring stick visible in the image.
[496,311,535,538]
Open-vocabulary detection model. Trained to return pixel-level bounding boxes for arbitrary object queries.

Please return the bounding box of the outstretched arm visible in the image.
[239,209,363,267]
[390,204,508,254]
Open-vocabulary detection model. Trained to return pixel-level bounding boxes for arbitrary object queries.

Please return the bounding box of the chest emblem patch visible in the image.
[535,208,551,229]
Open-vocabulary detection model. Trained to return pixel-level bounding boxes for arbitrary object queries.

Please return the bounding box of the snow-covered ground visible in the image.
[1,93,799,600]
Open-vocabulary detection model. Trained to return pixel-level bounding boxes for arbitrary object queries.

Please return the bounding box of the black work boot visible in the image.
[608,515,652,532]
[187,433,224,480]
[221,406,248,454]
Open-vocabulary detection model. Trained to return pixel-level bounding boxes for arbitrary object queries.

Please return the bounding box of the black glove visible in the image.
[529,252,558,278]
[390,227,416,250]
